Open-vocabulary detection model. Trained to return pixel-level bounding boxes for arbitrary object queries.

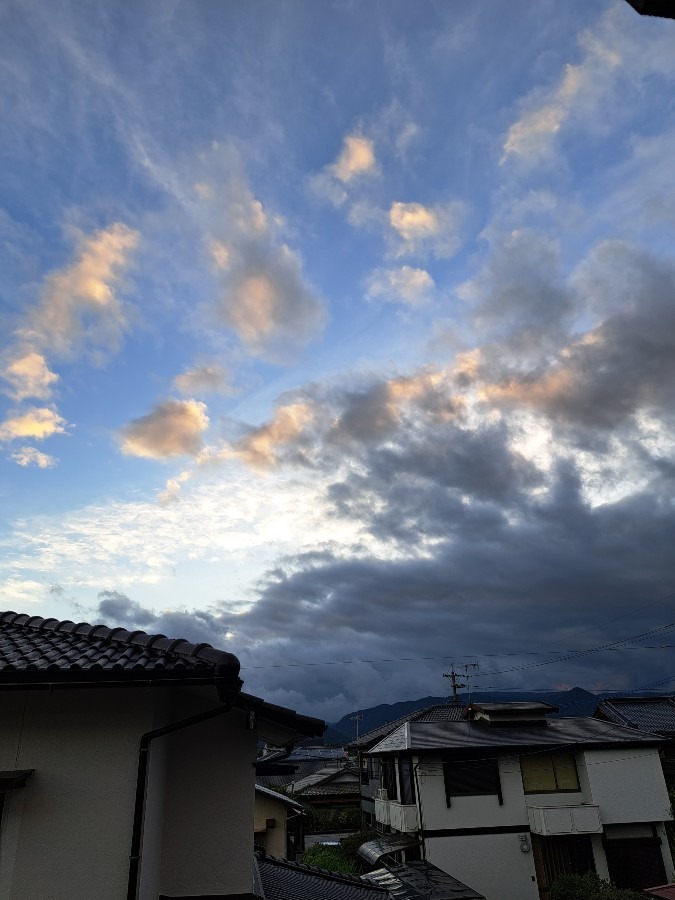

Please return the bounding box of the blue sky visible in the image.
[2,0,675,718]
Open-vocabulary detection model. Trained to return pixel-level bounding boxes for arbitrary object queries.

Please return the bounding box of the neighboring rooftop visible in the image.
[0,610,240,684]
[348,704,466,750]
[595,696,675,737]
[368,716,667,756]
[255,784,304,811]
[255,851,386,900]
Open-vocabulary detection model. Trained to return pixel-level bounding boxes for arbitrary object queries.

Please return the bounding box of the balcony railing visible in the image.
[374,797,419,833]
[527,803,602,837]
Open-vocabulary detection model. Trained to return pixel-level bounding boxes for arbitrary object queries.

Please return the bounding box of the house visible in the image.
[0,610,324,900]
[254,784,305,860]
[349,703,466,830]
[594,695,675,785]
[360,701,675,900]
[291,763,361,828]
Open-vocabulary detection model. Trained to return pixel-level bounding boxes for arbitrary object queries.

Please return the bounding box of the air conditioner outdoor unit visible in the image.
[376,788,388,800]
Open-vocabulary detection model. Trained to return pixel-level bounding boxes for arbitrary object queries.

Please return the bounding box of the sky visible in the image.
[2,0,675,720]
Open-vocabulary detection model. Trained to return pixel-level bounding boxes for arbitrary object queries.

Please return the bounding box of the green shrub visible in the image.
[301,844,360,874]
[551,873,642,900]
[339,829,378,862]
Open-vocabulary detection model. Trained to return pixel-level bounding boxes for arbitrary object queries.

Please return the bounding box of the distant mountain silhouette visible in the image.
[326,687,599,745]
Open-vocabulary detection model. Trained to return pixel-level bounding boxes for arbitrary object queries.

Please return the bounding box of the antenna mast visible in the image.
[349,714,363,739]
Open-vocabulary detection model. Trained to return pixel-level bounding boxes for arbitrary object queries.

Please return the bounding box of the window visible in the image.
[521,752,579,793]
[443,758,502,806]
[368,756,381,780]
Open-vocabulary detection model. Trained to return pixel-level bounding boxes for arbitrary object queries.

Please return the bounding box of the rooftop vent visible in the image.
[466,701,558,728]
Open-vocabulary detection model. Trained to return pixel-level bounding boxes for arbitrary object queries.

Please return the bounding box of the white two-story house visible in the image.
[359,701,675,900]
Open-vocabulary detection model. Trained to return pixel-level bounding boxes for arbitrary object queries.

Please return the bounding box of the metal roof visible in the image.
[358,835,422,865]
[255,784,304,811]
[367,716,666,755]
[365,861,485,900]
[595,697,675,736]
[349,705,466,750]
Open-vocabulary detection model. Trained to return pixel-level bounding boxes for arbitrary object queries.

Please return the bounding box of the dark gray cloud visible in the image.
[94,239,675,718]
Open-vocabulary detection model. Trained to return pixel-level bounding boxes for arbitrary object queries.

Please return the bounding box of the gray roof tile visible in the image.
[0,610,240,683]
[596,697,675,736]
[256,852,386,900]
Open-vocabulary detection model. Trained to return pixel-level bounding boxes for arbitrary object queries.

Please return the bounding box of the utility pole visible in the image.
[349,714,363,739]
[443,663,479,703]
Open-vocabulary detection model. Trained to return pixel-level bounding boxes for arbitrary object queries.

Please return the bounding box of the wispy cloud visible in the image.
[366,265,435,307]
[21,223,139,360]
[173,363,233,397]
[388,200,465,259]
[10,446,57,468]
[119,399,209,460]
[310,133,378,206]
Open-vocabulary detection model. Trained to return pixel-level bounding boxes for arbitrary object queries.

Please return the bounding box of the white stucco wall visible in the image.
[0,688,157,900]
[425,832,540,900]
[0,685,259,900]
[582,747,672,824]
[159,694,257,897]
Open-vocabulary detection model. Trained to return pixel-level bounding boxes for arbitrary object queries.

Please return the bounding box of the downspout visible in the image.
[126,674,242,900]
[413,756,426,862]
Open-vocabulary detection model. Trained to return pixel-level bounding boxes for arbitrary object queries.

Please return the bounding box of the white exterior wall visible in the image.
[159,694,257,897]
[417,755,539,900]
[0,688,157,900]
[581,747,672,824]
[0,685,258,900]
[425,832,539,900]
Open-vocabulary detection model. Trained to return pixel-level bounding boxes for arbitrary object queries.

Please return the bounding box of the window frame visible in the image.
[443,757,503,807]
[520,751,580,794]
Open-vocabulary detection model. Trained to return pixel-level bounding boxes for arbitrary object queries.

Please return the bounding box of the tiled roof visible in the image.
[296,782,360,798]
[255,851,386,900]
[349,704,466,750]
[368,716,666,755]
[0,610,240,684]
[595,696,675,736]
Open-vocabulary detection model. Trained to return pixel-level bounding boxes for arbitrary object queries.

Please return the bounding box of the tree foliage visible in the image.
[551,873,642,900]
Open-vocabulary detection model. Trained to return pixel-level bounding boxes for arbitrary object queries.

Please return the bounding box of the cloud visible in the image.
[310,133,378,206]
[333,135,377,183]
[21,222,139,359]
[366,266,435,307]
[119,399,209,460]
[1,351,59,401]
[388,200,465,258]
[10,447,57,468]
[235,401,316,469]
[219,245,325,360]
[96,590,159,628]
[484,241,675,430]
[173,364,232,397]
[500,6,675,167]
[197,173,325,361]
[0,407,67,443]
